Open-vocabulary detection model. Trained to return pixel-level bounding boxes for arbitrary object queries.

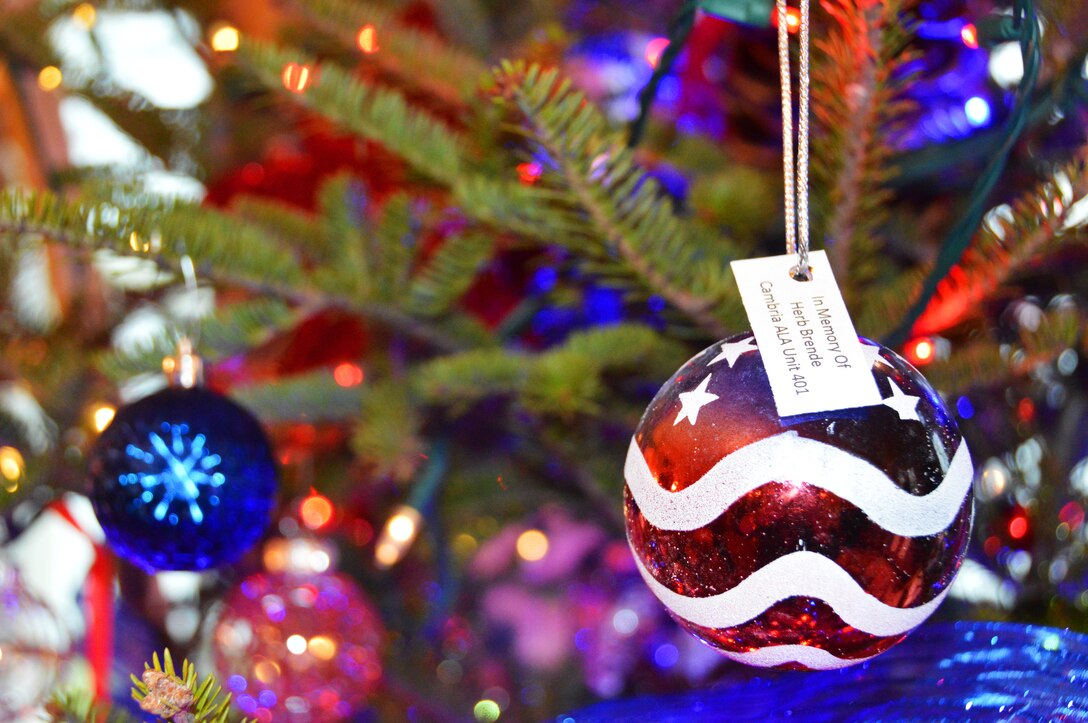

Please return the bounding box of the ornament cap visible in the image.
[163,337,204,389]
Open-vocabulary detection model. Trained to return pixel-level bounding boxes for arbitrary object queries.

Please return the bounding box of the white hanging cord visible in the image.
[777,0,812,280]
[777,0,795,256]
[180,254,198,293]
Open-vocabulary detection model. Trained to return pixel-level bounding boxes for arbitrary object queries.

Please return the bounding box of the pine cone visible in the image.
[139,669,195,719]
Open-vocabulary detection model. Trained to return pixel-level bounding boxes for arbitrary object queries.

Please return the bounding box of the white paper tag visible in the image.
[730,250,881,417]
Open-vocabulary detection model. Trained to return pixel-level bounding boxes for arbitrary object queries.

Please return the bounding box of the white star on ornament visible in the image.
[860,343,882,370]
[881,379,921,422]
[708,337,757,368]
[674,375,719,426]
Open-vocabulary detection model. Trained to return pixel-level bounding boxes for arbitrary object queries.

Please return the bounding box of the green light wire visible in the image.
[885,0,1041,346]
[627,0,698,148]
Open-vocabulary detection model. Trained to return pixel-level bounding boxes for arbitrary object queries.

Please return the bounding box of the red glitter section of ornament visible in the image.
[626,334,972,666]
[635,334,961,496]
[682,596,906,663]
[637,348,782,494]
[625,483,972,606]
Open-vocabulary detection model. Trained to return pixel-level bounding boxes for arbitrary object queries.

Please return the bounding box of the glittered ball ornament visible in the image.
[624,332,974,669]
[0,558,71,718]
[89,386,277,571]
[213,571,384,721]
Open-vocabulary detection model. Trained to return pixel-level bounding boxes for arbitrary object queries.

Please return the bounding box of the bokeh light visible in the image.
[474,699,501,722]
[388,512,417,543]
[299,493,334,530]
[644,37,669,68]
[357,25,379,54]
[37,66,62,91]
[91,403,116,433]
[282,63,313,94]
[515,529,549,561]
[72,3,96,29]
[286,634,307,655]
[516,162,542,185]
[210,23,240,53]
[0,447,25,484]
[906,337,935,365]
[333,362,364,387]
[375,506,422,568]
[960,23,979,49]
[770,6,802,33]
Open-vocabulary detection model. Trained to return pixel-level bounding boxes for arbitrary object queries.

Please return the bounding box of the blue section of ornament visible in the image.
[558,621,1088,722]
[120,422,226,525]
[89,386,277,572]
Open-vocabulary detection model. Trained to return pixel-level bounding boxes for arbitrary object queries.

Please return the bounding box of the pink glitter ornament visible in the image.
[213,571,383,721]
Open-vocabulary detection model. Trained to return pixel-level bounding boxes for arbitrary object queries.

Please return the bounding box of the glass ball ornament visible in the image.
[624,332,974,669]
[0,557,71,717]
[213,570,384,722]
[89,386,277,571]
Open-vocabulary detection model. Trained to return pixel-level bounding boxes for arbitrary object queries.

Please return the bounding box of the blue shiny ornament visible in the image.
[559,621,1088,722]
[89,386,277,571]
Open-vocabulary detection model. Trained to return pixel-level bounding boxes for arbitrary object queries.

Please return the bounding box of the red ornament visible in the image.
[624,333,974,669]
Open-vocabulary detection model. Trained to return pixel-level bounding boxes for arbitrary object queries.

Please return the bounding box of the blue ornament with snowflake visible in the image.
[89,386,277,571]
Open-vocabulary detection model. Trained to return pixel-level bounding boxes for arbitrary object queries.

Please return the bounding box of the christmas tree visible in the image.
[0,0,1086,719]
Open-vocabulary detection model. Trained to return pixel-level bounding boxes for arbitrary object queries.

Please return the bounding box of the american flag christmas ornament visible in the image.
[624,332,974,669]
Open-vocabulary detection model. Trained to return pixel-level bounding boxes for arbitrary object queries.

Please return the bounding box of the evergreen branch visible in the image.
[411,323,682,416]
[0,188,467,353]
[197,298,298,355]
[411,348,528,410]
[47,690,138,722]
[407,231,495,315]
[852,266,927,338]
[170,273,469,353]
[313,174,371,298]
[131,649,253,723]
[926,306,1084,394]
[96,341,175,382]
[96,299,297,380]
[923,340,1007,394]
[231,369,364,423]
[524,347,609,416]
[369,192,417,303]
[0,188,303,287]
[559,322,689,379]
[287,0,488,107]
[352,380,424,481]
[813,0,916,293]
[912,152,1088,336]
[494,61,738,338]
[71,89,179,167]
[228,197,323,261]
[451,176,586,244]
[237,41,467,186]
[1021,303,1083,357]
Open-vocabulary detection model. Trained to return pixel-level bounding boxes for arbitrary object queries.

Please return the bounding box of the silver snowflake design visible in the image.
[119,422,226,525]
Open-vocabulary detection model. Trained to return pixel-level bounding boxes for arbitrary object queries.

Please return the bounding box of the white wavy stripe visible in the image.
[722,644,879,670]
[625,431,972,537]
[633,549,949,637]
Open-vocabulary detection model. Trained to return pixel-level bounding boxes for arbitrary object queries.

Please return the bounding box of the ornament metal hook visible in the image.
[164,255,205,388]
